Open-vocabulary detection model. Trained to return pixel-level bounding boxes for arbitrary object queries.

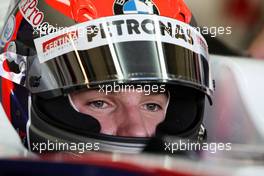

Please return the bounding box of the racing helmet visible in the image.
[0,0,213,153]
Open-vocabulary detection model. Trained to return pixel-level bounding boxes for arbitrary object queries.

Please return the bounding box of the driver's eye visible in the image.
[144,103,162,112]
[88,100,108,109]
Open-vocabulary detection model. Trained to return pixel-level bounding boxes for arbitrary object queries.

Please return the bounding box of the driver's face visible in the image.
[70,90,168,137]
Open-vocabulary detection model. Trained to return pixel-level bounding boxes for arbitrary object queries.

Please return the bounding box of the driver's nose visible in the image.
[115,107,150,137]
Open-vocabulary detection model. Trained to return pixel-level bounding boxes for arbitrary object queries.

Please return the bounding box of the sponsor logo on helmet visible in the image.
[1,15,16,43]
[42,31,79,53]
[19,0,44,28]
[114,0,159,15]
